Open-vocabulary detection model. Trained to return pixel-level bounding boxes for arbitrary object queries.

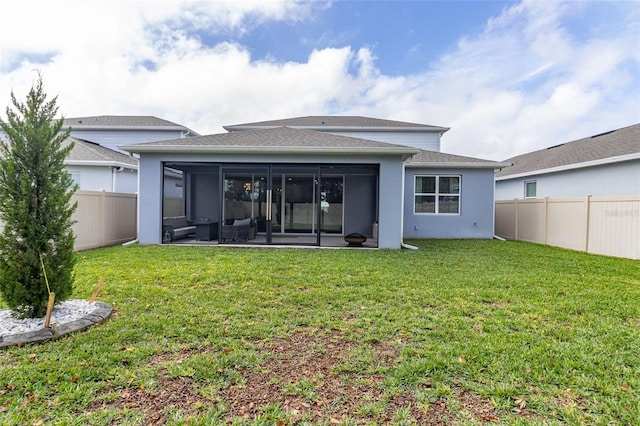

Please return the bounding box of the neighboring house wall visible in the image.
[496,178,536,200]
[404,168,497,239]
[327,131,441,152]
[2,135,140,195]
[114,168,138,193]
[66,165,138,193]
[164,174,184,197]
[138,152,405,248]
[496,160,640,199]
[66,166,112,192]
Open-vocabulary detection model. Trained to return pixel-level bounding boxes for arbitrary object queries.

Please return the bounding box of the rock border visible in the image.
[0,301,113,348]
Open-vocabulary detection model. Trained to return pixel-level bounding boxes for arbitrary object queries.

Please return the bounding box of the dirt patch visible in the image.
[89,375,210,425]
[459,389,501,422]
[84,331,512,424]
[219,331,391,422]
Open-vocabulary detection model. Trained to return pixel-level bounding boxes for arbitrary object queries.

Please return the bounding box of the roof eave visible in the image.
[224,125,450,133]
[496,153,640,181]
[65,160,138,170]
[63,125,192,133]
[407,161,512,169]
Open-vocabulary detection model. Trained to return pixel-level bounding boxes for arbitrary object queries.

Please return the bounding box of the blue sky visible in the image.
[213,1,512,76]
[1,0,639,160]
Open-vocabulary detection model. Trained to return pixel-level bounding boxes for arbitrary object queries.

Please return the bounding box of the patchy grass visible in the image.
[0,240,638,425]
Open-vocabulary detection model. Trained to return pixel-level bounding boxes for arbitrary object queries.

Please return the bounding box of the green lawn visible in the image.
[1,240,638,425]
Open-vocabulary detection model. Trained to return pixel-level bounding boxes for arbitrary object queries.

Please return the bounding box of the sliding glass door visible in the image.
[221,166,268,245]
[271,172,344,244]
[221,164,344,245]
[271,166,318,245]
[319,176,343,234]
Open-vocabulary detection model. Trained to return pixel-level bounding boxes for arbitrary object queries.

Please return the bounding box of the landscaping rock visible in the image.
[0,301,113,348]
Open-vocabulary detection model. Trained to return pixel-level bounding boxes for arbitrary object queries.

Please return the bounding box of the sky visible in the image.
[0,0,639,161]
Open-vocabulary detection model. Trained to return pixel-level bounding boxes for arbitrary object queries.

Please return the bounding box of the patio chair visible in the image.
[220,218,251,242]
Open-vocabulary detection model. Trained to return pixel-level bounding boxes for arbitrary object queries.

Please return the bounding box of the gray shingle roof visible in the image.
[224,116,449,132]
[63,115,193,131]
[66,137,137,166]
[0,136,138,167]
[120,126,420,155]
[497,123,640,178]
[407,150,510,169]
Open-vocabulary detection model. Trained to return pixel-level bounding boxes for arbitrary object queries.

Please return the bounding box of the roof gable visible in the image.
[497,123,640,178]
[0,136,137,167]
[224,116,449,133]
[66,137,137,167]
[63,115,199,135]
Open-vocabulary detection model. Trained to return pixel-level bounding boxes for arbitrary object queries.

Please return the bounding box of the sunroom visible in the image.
[122,127,418,249]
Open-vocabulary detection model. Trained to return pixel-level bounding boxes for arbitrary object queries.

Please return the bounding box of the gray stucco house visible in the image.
[63,115,199,153]
[65,137,138,193]
[62,115,198,196]
[121,116,508,249]
[0,132,138,194]
[496,123,640,200]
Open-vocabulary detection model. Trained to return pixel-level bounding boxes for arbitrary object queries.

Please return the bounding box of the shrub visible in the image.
[0,76,77,318]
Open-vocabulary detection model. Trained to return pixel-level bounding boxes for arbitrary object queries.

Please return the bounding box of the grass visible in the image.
[0,240,639,425]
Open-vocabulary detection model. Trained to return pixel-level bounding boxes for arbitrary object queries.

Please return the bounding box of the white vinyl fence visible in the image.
[72,190,137,251]
[0,190,138,251]
[495,196,640,260]
[163,196,184,218]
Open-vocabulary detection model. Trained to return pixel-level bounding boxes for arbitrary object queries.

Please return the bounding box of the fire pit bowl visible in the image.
[344,232,367,247]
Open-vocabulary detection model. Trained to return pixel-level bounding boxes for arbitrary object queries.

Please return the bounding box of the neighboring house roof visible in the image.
[0,136,137,169]
[224,116,450,133]
[63,115,199,135]
[497,123,640,179]
[407,150,511,169]
[65,137,138,169]
[120,126,420,156]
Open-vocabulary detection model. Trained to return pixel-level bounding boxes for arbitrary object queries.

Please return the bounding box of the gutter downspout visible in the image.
[491,169,507,243]
[400,157,420,250]
[401,242,419,250]
[111,166,124,192]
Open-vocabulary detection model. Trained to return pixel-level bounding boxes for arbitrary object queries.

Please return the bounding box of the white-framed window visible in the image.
[69,173,80,188]
[524,180,536,198]
[414,175,460,214]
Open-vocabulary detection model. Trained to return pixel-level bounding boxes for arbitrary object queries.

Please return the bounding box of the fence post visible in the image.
[544,197,549,244]
[514,199,519,241]
[584,195,591,253]
[100,190,106,247]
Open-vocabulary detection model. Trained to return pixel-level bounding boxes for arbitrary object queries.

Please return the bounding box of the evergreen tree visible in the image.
[0,76,77,318]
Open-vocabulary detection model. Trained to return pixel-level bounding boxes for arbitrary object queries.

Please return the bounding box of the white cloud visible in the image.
[1,0,638,160]
[372,0,640,159]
